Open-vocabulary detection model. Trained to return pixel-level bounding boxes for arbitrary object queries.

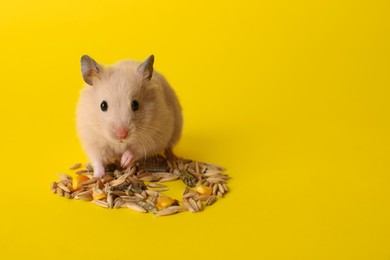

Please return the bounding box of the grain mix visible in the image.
[51,156,230,216]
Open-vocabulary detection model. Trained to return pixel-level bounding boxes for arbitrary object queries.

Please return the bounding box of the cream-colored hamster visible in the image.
[76,55,183,178]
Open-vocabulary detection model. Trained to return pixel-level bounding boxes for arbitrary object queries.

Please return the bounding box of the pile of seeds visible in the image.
[50,156,230,216]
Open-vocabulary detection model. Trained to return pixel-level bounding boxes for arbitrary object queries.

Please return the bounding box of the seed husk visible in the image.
[159,176,179,182]
[182,198,195,212]
[127,203,147,213]
[223,183,229,193]
[218,183,225,194]
[64,192,71,199]
[50,182,57,193]
[139,176,161,182]
[147,183,167,189]
[207,177,227,184]
[155,207,179,217]
[107,193,114,208]
[69,163,82,170]
[93,200,109,208]
[57,182,71,193]
[212,184,218,195]
[195,195,211,202]
[110,172,131,187]
[56,187,64,196]
[75,190,93,201]
[183,186,189,196]
[145,189,159,197]
[75,169,88,175]
[114,200,124,209]
[79,178,98,186]
[196,200,203,211]
[111,191,126,197]
[70,188,85,199]
[203,170,221,177]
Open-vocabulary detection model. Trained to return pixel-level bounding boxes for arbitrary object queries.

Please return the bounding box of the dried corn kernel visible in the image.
[156,197,175,210]
[73,175,90,190]
[195,185,212,195]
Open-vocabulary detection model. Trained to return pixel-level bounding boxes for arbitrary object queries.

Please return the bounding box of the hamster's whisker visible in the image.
[137,131,158,155]
[134,135,147,160]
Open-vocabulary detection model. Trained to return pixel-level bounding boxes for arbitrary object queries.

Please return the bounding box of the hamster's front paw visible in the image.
[121,150,134,168]
[93,163,105,178]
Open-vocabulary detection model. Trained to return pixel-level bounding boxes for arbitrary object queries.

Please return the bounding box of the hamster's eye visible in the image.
[100,100,108,112]
[131,100,139,112]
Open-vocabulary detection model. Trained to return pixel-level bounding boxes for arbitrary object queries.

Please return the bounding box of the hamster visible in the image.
[76,55,183,178]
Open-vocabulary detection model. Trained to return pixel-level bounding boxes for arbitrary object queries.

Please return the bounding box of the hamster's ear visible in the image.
[81,55,103,86]
[137,55,154,81]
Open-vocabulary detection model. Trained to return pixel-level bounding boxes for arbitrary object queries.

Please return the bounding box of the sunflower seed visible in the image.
[212,184,218,195]
[180,170,197,188]
[206,195,217,206]
[137,201,157,213]
[182,198,195,212]
[189,198,199,212]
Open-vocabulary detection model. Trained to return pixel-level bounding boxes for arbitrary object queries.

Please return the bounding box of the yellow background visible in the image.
[1,0,389,259]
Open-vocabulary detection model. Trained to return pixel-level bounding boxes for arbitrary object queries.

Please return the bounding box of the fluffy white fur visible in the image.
[76,55,183,178]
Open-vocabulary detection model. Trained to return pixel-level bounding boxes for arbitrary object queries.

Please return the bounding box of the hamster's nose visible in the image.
[115,127,129,140]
